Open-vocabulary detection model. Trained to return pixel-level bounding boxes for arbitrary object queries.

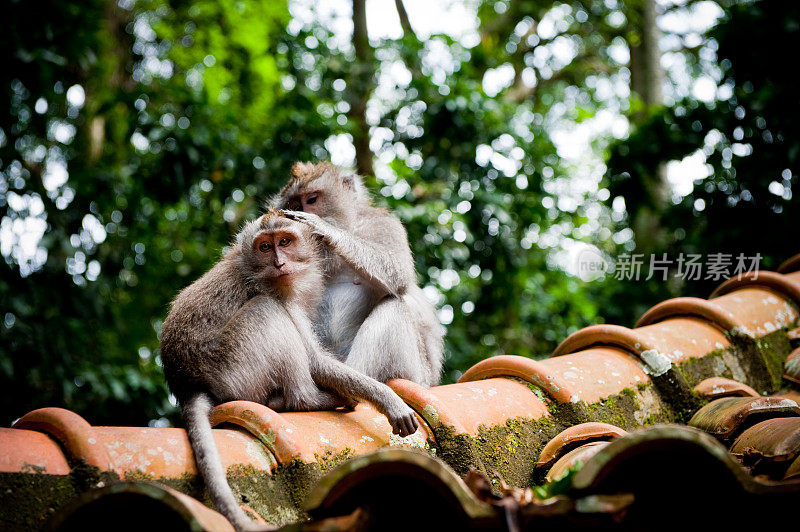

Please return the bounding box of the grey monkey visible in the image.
[160,210,419,531]
[273,162,444,387]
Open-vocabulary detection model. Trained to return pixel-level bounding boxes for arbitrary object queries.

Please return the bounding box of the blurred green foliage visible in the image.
[603,0,800,325]
[0,0,796,426]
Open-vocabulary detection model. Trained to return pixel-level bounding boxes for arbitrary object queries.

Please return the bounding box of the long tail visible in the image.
[183,392,264,531]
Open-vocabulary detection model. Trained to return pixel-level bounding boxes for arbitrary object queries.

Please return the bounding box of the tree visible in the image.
[604,0,800,325]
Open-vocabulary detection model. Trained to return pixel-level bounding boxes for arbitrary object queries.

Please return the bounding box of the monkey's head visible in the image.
[237,210,322,294]
[271,162,368,228]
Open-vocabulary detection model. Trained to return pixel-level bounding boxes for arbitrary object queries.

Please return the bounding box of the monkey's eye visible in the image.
[305,194,318,205]
[278,237,291,247]
[258,242,273,253]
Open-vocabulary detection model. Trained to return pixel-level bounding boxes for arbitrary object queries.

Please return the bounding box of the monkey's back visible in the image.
[160,253,251,400]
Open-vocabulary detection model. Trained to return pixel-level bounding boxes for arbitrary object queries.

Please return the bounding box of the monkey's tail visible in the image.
[183,392,269,532]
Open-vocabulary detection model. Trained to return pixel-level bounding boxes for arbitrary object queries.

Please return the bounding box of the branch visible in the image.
[394,0,416,39]
[350,0,374,176]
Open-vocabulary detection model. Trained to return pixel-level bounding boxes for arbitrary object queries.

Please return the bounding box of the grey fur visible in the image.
[274,163,444,387]
[160,213,418,532]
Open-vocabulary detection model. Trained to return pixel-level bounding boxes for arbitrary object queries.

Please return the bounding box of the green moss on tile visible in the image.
[677,329,794,394]
[677,348,732,387]
[754,329,794,389]
[430,425,483,476]
[0,473,77,531]
[470,416,561,488]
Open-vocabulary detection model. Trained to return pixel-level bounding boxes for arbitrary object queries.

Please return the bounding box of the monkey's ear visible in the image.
[291,162,314,179]
[265,193,282,210]
[340,170,362,191]
[340,171,367,198]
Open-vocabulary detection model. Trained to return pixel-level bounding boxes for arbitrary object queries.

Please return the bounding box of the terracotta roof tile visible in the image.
[457,354,576,403]
[785,347,800,386]
[538,347,648,403]
[694,377,760,399]
[712,271,800,311]
[545,441,610,482]
[730,417,800,470]
[391,376,548,436]
[785,454,800,480]
[4,262,800,529]
[566,425,800,529]
[209,400,431,466]
[13,407,115,470]
[634,296,746,331]
[571,425,751,492]
[778,253,800,274]
[535,422,628,470]
[688,396,800,440]
[552,319,732,364]
[0,427,70,475]
[305,448,496,528]
[49,481,235,531]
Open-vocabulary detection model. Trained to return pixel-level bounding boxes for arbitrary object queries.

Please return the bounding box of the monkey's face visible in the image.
[284,187,323,216]
[248,226,314,286]
[281,175,358,228]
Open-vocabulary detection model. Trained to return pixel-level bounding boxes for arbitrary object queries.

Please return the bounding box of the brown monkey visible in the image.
[273,162,443,387]
[160,210,419,531]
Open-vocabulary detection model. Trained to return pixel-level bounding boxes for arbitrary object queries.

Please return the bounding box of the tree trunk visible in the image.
[629,0,663,108]
[349,0,374,177]
[394,0,414,37]
[628,0,668,253]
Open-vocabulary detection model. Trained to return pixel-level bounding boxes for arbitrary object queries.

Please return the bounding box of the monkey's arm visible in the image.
[283,210,415,297]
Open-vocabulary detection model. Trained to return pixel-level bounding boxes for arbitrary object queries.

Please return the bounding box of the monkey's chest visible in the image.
[317,273,377,357]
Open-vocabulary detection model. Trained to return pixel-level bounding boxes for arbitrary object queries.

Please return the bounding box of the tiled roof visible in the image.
[2,255,800,530]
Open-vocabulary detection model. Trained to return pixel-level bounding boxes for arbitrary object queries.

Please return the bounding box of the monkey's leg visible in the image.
[309,353,419,436]
[345,296,429,385]
[270,387,356,412]
[284,305,418,436]
[304,389,358,411]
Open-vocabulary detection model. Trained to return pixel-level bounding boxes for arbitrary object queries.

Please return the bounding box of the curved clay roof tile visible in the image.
[778,253,800,274]
[693,377,760,399]
[12,407,113,470]
[536,422,628,469]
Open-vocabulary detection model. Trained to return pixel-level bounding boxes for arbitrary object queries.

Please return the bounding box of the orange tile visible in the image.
[689,396,800,439]
[711,285,798,337]
[539,348,648,404]
[785,347,800,386]
[730,417,800,463]
[0,428,70,474]
[778,254,800,274]
[12,407,112,469]
[694,377,760,399]
[636,296,745,332]
[545,441,610,483]
[536,422,627,469]
[458,355,576,403]
[391,377,549,436]
[211,400,432,464]
[552,319,731,366]
[93,426,274,477]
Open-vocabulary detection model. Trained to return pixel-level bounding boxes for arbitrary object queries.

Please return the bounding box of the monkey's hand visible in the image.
[386,403,419,437]
[281,210,333,237]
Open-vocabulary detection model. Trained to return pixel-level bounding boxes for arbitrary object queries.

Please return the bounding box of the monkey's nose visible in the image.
[274,261,285,269]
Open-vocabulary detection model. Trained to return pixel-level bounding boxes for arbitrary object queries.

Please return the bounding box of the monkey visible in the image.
[159,210,419,532]
[272,162,444,388]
